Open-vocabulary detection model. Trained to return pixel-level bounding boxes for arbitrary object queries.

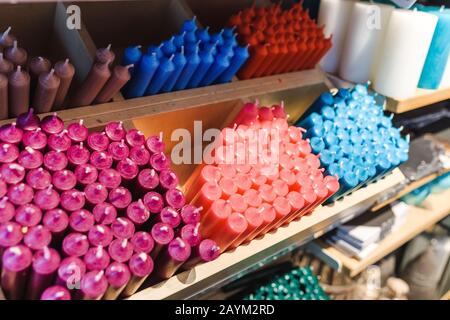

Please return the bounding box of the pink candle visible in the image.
[182,239,220,270]
[34,185,60,211]
[18,147,43,169]
[0,142,19,163]
[0,222,23,259]
[26,247,60,300]
[145,135,165,154]
[108,187,132,210]
[234,173,252,194]
[137,168,159,193]
[180,223,202,247]
[228,193,248,213]
[108,140,129,162]
[143,191,164,214]
[84,246,110,271]
[26,168,51,190]
[159,169,179,190]
[75,164,98,185]
[105,121,126,142]
[88,224,113,247]
[56,256,86,288]
[93,203,117,225]
[43,208,69,238]
[131,231,154,254]
[259,184,277,203]
[149,152,170,172]
[52,169,77,191]
[98,168,122,190]
[126,200,150,226]
[40,285,71,300]
[67,120,88,142]
[79,270,108,300]
[1,245,32,300]
[151,222,174,259]
[16,108,40,131]
[155,237,191,280]
[103,262,130,300]
[67,142,90,166]
[231,207,263,248]
[0,122,23,144]
[180,205,202,225]
[116,157,139,183]
[232,102,258,126]
[248,203,275,241]
[122,252,153,297]
[0,198,15,223]
[273,179,289,197]
[70,209,94,233]
[87,132,109,152]
[41,113,64,135]
[8,183,34,206]
[44,150,68,172]
[324,175,340,198]
[90,151,113,170]
[111,217,135,239]
[62,233,89,257]
[24,225,52,250]
[158,206,181,228]
[243,189,262,208]
[15,203,41,227]
[108,238,134,263]
[0,180,5,197]
[22,128,47,150]
[164,188,186,209]
[129,145,150,167]
[125,129,145,148]
[60,189,85,212]
[47,130,71,152]
[200,199,232,237]
[1,162,25,184]
[84,183,108,206]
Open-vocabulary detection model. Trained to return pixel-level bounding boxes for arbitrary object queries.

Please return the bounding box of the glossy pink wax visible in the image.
[67,142,90,166]
[67,120,88,142]
[60,189,85,212]
[1,245,33,300]
[149,152,170,171]
[34,186,60,210]
[143,191,164,213]
[90,151,113,170]
[88,224,113,247]
[108,140,129,161]
[0,142,19,163]
[123,252,154,296]
[159,169,179,190]
[18,147,43,169]
[108,238,134,263]
[0,179,6,197]
[131,231,154,254]
[93,203,117,225]
[22,128,47,150]
[105,261,130,289]
[183,239,220,270]
[126,200,150,225]
[137,168,159,192]
[151,222,174,259]
[105,121,126,142]
[87,132,109,152]
[74,164,98,185]
[15,203,42,227]
[26,168,51,190]
[41,113,64,135]
[17,109,40,131]
[145,135,165,154]
[159,206,181,228]
[52,169,77,191]
[180,205,202,225]
[1,162,25,184]
[57,256,86,288]
[129,145,150,166]
[8,183,34,205]
[111,217,135,239]
[156,237,191,279]
[0,221,23,248]
[47,130,71,152]
[180,223,202,247]
[69,209,95,233]
[0,198,15,223]
[26,247,61,300]
[125,129,145,148]
[108,187,132,210]
[80,270,108,300]
[41,285,71,300]
[164,188,186,209]
[24,225,52,250]
[43,208,69,235]
[0,122,23,144]
[116,157,138,181]
[98,168,121,189]
[84,246,110,271]
[62,233,89,257]
[84,183,108,206]
[44,150,68,172]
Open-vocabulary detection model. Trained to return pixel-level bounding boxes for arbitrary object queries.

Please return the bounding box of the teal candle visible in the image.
[173,47,200,91]
[161,47,187,93]
[146,55,175,95]
[147,44,163,59]
[217,45,249,83]
[186,47,214,88]
[123,53,158,99]
[199,52,230,86]
[310,137,325,154]
[161,37,177,56]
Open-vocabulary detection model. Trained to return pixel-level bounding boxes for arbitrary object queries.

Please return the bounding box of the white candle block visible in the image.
[318,0,355,74]
[339,2,394,83]
[373,10,438,100]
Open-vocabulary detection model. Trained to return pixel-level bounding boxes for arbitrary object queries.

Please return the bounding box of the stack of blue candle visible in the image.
[121,17,250,99]
[296,83,410,201]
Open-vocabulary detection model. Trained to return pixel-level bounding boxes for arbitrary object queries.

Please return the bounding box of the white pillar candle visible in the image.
[373,9,437,100]
[339,2,394,83]
[318,0,355,74]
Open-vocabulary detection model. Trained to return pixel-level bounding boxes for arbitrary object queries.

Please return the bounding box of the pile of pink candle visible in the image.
[0,26,130,120]
[186,102,340,252]
[0,110,220,300]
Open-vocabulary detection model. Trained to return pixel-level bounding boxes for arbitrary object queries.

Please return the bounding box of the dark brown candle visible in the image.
[72,62,111,107]
[33,69,61,114]
[0,53,13,75]
[95,44,115,66]
[8,66,30,117]
[94,65,132,104]
[5,41,28,66]
[29,56,51,87]
[0,74,8,119]
[0,27,16,51]
[53,59,75,110]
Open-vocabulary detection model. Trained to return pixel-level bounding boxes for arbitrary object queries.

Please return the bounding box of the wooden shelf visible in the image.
[315,188,450,278]
[441,290,450,300]
[128,169,404,300]
[386,87,450,114]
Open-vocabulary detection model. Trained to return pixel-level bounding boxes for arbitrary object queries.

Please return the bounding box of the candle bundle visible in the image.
[296,84,410,201]
[0,111,220,300]
[122,17,249,99]
[185,101,339,253]
[228,2,331,80]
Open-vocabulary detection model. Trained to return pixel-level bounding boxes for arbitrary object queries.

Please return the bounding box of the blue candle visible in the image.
[173,47,201,91]
[296,112,323,129]
[185,40,201,56]
[219,44,235,59]
[216,45,249,83]
[200,41,218,56]
[196,27,210,43]
[145,54,175,95]
[122,45,142,73]
[187,47,215,89]
[341,172,358,191]
[161,36,177,56]
[326,163,342,178]
[147,44,163,59]
[320,150,335,167]
[223,36,238,48]
[209,30,225,46]
[181,17,197,33]
[199,52,230,86]
[173,32,186,48]
[123,53,159,99]
[184,31,197,44]
[223,26,236,39]
[161,47,187,93]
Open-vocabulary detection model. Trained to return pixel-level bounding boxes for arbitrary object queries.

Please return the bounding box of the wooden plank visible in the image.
[386,87,450,113]
[128,169,404,300]
[317,188,450,278]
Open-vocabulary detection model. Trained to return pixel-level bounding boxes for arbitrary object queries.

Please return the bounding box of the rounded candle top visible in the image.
[57,256,86,283]
[1,162,25,184]
[2,245,32,272]
[149,152,170,172]
[84,183,108,205]
[129,145,150,166]
[41,286,71,300]
[5,40,28,66]
[159,206,181,228]
[18,147,43,169]
[108,238,134,263]
[0,122,23,144]
[52,169,77,191]
[128,252,154,277]
[29,56,51,77]
[67,120,88,142]
[87,132,109,152]
[33,247,61,275]
[96,44,115,65]
[137,168,159,190]
[62,232,89,257]
[24,225,52,250]
[0,198,15,223]
[125,129,145,148]
[108,187,132,210]
[93,203,117,225]
[151,222,174,245]
[88,224,113,247]
[131,231,154,254]
[44,150,68,172]
[80,270,108,299]
[47,130,71,152]
[0,142,19,163]
[67,142,90,166]
[43,208,69,233]
[60,189,86,212]
[111,217,135,239]
[145,135,165,154]
[8,182,34,205]
[0,221,23,247]
[116,157,139,180]
[180,204,202,225]
[98,168,122,189]
[108,140,129,161]
[105,121,126,141]
[105,262,130,289]
[22,128,47,150]
[168,237,191,262]
[0,52,13,74]
[143,191,164,213]
[126,199,150,225]
[75,164,98,185]
[199,239,221,262]
[16,108,39,131]
[164,188,186,209]
[41,113,64,135]
[34,185,60,211]
[180,223,202,247]
[83,246,110,271]
[159,169,179,190]
[69,209,95,233]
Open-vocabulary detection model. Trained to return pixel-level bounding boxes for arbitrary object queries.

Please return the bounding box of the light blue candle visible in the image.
[147,44,163,59]
[187,47,215,89]
[418,8,450,89]
[310,137,325,154]
[122,45,142,73]
[161,36,177,56]
[123,53,159,99]
[199,52,230,86]
[145,55,175,95]
[161,47,187,93]
[216,45,249,83]
[173,47,201,91]
[196,27,210,43]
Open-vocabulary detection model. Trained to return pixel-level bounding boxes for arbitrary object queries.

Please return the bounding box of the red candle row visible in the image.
[228,2,332,79]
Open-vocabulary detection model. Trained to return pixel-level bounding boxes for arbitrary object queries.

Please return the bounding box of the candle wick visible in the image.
[64,58,70,65]
[17,65,21,73]
[136,45,142,49]
[125,64,134,69]
[1,26,11,40]
[180,46,185,55]
[13,40,17,50]
[106,43,112,51]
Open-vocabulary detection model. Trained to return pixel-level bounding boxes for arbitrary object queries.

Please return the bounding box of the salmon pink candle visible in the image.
[184,164,221,201]
[193,182,222,212]
[248,203,276,241]
[56,256,86,287]
[43,208,69,238]
[1,245,32,300]
[84,246,110,271]
[149,152,170,172]
[67,120,88,142]
[103,262,130,300]
[0,143,19,163]
[67,143,90,167]
[40,285,71,300]
[34,185,60,211]
[323,175,340,198]
[62,233,89,257]
[0,123,23,144]
[41,114,64,135]
[200,199,231,237]
[155,237,191,280]
[1,163,25,184]
[105,121,126,142]
[131,231,154,254]
[243,189,263,208]
[26,247,60,300]
[75,164,98,186]
[212,212,247,252]
[98,168,122,190]
[8,183,34,206]
[48,130,71,152]
[164,188,185,209]
[108,140,129,162]
[129,145,150,167]
[151,222,174,259]
[111,217,135,239]
[182,239,220,270]
[79,270,108,300]
[268,197,291,230]
[22,128,47,150]
[137,168,159,193]
[60,189,85,212]
[122,252,154,297]
[125,129,145,148]
[88,225,113,247]
[126,200,150,226]
[0,198,15,223]
[52,169,76,191]
[231,207,263,248]
[90,151,113,170]
[69,209,94,233]
[18,147,43,169]
[87,132,109,152]
[84,183,108,206]
[93,203,117,225]
[109,187,132,210]
[23,225,52,250]
[108,238,134,263]
[143,191,163,214]
[157,206,181,228]
[44,150,68,172]
[116,157,139,183]
[234,173,252,194]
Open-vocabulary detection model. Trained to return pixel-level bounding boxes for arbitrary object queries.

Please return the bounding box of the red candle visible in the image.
[62,232,89,257]
[129,145,150,167]
[34,185,60,211]
[105,121,126,142]
[43,208,69,238]
[26,247,60,300]
[72,62,111,107]
[75,164,98,186]
[126,200,150,226]
[79,270,108,300]
[5,41,27,66]
[267,197,291,231]
[53,59,75,110]
[84,246,110,271]
[116,157,139,183]
[108,140,129,161]
[8,183,34,206]
[151,222,174,259]
[93,203,117,225]
[22,128,47,150]
[0,53,13,75]
[164,188,186,209]
[155,237,191,280]
[41,113,64,135]
[0,142,19,163]
[88,224,113,247]
[0,122,23,144]
[1,245,32,300]
[181,239,220,270]
[8,66,30,117]
[69,209,94,233]
[84,182,108,206]
[149,152,170,172]
[0,198,15,223]
[125,129,145,148]
[108,238,134,263]
[23,225,52,250]
[87,132,109,152]
[1,162,25,184]
[94,65,131,104]
[56,256,86,288]
[103,262,130,300]
[44,150,68,172]
[18,147,43,169]
[40,285,71,300]
[67,120,88,143]
[60,189,86,212]
[52,169,76,191]
[109,187,132,210]
[122,252,153,297]
[111,217,135,239]
[0,74,7,119]
[143,191,164,214]
[67,142,90,167]
[33,69,61,114]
